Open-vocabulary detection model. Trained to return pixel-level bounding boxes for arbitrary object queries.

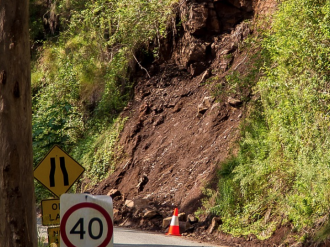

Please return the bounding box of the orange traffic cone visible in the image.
[166,208,181,236]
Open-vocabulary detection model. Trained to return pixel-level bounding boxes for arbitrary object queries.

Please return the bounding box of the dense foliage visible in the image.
[208,0,330,241]
[31,0,177,200]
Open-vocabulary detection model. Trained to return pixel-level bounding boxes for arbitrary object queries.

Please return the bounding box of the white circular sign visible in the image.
[60,194,113,247]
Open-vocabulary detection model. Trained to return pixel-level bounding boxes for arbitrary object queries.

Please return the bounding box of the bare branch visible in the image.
[132,53,151,78]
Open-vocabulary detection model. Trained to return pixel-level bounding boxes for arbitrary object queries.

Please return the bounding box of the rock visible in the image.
[198,103,208,114]
[175,34,207,67]
[186,3,209,35]
[162,216,172,228]
[133,198,151,210]
[211,42,218,57]
[173,33,207,69]
[179,221,192,233]
[187,43,207,64]
[113,208,122,222]
[219,62,229,70]
[133,208,143,218]
[204,96,215,107]
[231,22,251,43]
[214,1,243,32]
[178,212,187,221]
[189,62,207,76]
[229,0,253,12]
[119,218,133,227]
[207,216,222,234]
[125,200,134,208]
[207,9,221,33]
[107,189,121,199]
[136,174,149,192]
[143,210,159,219]
[173,101,183,113]
[198,96,215,114]
[210,102,221,112]
[199,69,211,84]
[187,214,198,224]
[228,96,242,107]
[153,115,165,127]
[220,49,231,55]
[264,208,271,224]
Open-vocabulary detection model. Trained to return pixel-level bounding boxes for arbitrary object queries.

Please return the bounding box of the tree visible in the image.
[0,1,37,247]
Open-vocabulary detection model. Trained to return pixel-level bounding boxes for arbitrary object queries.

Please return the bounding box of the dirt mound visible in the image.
[91,0,284,246]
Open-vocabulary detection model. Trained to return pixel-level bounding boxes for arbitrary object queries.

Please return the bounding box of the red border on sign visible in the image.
[60,202,113,247]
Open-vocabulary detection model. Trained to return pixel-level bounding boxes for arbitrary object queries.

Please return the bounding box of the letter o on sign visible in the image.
[60,195,113,247]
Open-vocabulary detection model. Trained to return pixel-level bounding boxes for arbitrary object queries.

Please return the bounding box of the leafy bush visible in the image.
[209,0,330,240]
[32,0,178,194]
[71,117,128,187]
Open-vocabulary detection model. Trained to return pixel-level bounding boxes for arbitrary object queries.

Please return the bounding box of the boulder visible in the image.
[207,216,222,234]
[113,208,122,222]
[198,96,215,114]
[214,1,243,32]
[228,96,242,107]
[124,200,134,208]
[162,216,172,228]
[143,210,160,219]
[175,34,207,68]
[136,174,149,192]
[186,3,208,35]
[207,8,221,33]
[199,69,211,84]
[189,62,207,76]
[107,189,121,199]
[133,198,151,210]
[178,212,187,222]
[228,0,253,12]
[119,218,134,227]
[187,214,199,224]
[179,221,193,233]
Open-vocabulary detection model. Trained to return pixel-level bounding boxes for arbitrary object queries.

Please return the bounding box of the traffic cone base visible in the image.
[166,208,181,236]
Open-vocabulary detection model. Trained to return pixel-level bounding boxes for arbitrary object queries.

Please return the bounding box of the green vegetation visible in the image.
[31,0,178,201]
[31,0,330,242]
[205,0,330,241]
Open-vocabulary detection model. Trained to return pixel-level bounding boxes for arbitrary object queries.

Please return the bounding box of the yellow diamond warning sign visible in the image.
[34,145,85,197]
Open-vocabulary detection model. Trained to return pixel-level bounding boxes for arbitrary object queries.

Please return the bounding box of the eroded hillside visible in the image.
[91,0,276,242]
[31,0,330,245]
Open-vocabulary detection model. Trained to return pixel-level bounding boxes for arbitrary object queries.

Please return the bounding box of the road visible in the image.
[113,227,225,247]
[37,220,225,247]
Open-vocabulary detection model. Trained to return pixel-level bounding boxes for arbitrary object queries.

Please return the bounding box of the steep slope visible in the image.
[92,0,276,235]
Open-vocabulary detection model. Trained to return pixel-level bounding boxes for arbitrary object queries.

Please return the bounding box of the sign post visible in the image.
[60,194,113,247]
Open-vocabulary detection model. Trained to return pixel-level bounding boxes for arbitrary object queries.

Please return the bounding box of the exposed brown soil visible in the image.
[88,0,304,246]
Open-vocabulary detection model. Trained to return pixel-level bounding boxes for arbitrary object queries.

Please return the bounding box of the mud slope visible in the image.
[93,0,276,226]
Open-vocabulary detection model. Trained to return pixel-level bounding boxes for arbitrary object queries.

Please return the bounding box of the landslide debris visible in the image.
[91,0,277,245]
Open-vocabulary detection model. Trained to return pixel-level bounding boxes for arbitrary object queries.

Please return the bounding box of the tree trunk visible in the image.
[0,1,37,247]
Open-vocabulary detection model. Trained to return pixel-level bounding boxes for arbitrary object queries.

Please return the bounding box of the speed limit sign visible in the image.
[60,194,113,247]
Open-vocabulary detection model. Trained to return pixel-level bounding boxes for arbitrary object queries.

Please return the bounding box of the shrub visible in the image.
[210,0,330,240]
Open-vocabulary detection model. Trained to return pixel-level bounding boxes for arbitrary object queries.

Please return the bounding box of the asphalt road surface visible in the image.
[113,227,225,247]
[37,218,226,247]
